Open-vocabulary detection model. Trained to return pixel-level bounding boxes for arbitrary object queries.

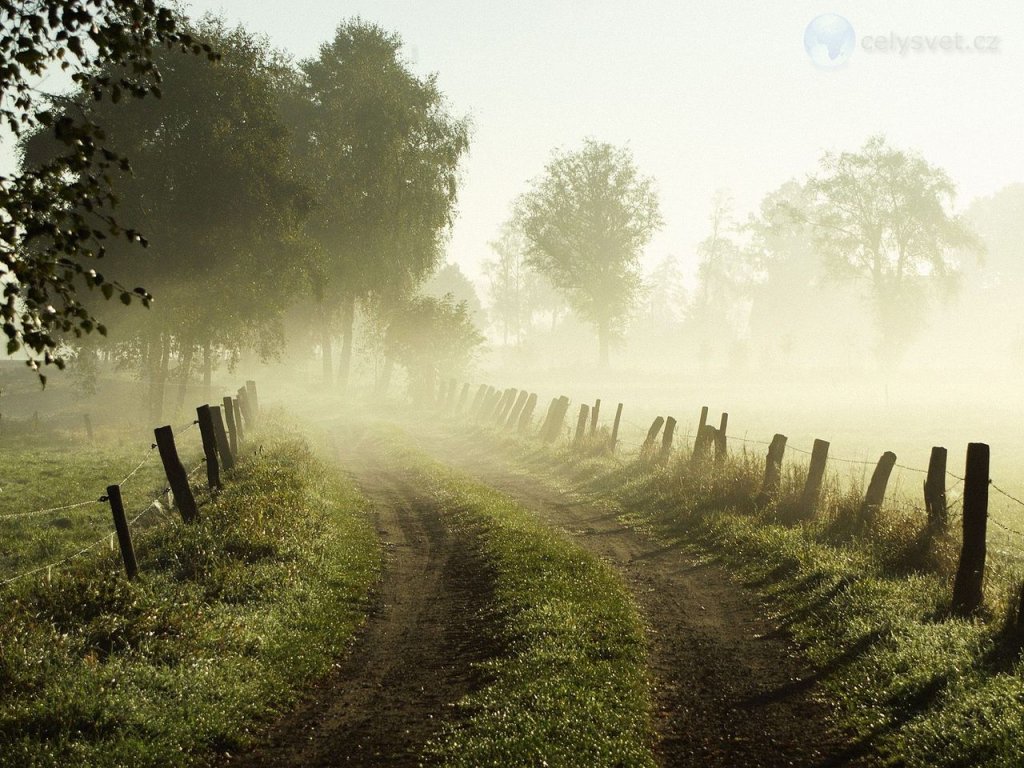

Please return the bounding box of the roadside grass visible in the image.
[0,435,205,582]
[0,425,379,767]
[367,431,656,767]
[471,427,1024,768]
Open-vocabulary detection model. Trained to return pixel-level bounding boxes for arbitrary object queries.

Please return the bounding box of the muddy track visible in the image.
[415,429,864,768]
[227,452,497,767]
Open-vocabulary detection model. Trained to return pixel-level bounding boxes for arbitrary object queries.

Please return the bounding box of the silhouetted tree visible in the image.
[516,140,661,366]
[2,0,213,382]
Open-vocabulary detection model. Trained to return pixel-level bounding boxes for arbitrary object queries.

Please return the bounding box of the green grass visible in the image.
[0,425,379,767]
[477,428,1024,768]
[0,432,205,582]
[368,433,656,767]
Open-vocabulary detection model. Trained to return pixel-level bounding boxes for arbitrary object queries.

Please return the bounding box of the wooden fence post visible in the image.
[222,397,239,457]
[196,405,221,491]
[589,399,601,436]
[757,434,788,506]
[154,425,199,523]
[237,387,253,428]
[83,414,94,442]
[693,407,711,455]
[715,412,729,462]
[574,404,590,445]
[245,380,259,422]
[106,484,138,580]
[543,396,570,443]
[506,390,530,429]
[211,405,235,471]
[610,403,623,451]
[518,393,538,433]
[642,417,665,451]
[952,443,990,616]
[456,383,471,414]
[538,397,557,438]
[659,417,677,462]
[231,398,245,443]
[861,451,897,526]
[496,388,519,423]
[469,385,487,417]
[924,447,948,529]
[798,439,830,517]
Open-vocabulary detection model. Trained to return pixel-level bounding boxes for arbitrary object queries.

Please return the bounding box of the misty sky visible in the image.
[11,1,1024,286]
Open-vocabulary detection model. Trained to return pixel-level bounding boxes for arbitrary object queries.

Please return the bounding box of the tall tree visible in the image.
[298,20,469,388]
[23,18,312,419]
[516,140,662,366]
[1,0,212,382]
[800,135,982,361]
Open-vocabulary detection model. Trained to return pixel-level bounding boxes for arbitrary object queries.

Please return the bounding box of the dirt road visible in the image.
[414,428,862,768]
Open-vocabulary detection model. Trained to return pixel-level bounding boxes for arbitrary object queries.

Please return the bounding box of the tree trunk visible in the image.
[175,340,195,415]
[202,342,212,402]
[321,328,334,385]
[338,294,356,390]
[377,355,394,396]
[148,332,171,424]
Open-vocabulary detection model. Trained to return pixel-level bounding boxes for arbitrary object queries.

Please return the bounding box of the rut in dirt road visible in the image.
[228,456,498,768]
[416,430,865,768]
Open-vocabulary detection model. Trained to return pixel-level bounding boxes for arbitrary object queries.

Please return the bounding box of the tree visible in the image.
[421,262,484,329]
[516,140,661,366]
[1,0,213,382]
[384,293,483,402]
[23,18,312,419]
[298,20,469,388]
[800,135,982,361]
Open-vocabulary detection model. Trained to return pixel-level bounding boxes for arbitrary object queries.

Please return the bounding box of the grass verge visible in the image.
[368,432,655,767]
[0,424,379,767]
[479,430,1024,768]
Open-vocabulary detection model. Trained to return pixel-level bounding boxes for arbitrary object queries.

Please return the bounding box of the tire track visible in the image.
[228,452,497,767]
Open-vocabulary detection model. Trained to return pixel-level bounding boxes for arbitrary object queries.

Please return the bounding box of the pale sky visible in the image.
[9,1,1024,286]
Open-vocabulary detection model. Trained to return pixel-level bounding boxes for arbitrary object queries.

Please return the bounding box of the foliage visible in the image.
[800,135,983,360]
[0,428,379,767]
[1,0,214,382]
[385,293,483,400]
[298,19,470,383]
[516,140,662,366]
[421,262,485,327]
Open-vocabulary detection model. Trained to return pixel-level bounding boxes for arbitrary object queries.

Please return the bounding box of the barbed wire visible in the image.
[118,447,156,487]
[0,529,116,587]
[0,498,103,521]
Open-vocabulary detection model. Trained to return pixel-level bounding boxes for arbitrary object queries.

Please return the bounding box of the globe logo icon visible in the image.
[804,14,855,69]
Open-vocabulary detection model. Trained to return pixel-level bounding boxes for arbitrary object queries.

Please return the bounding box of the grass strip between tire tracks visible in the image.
[370,432,656,767]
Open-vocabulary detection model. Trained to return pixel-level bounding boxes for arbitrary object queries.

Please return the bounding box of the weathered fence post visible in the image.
[154,425,198,523]
[211,405,235,471]
[693,407,711,455]
[456,383,471,414]
[715,413,729,462]
[196,405,222,491]
[574,404,590,445]
[245,380,259,422]
[799,439,830,517]
[543,396,570,443]
[610,403,623,451]
[469,385,487,417]
[659,417,677,462]
[538,397,557,438]
[83,414,94,442]
[861,451,897,526]
[757,434,788,506]
[106,484,138,580]
[231,398,245,443]
[952,442,990,616]
[518,393,538,433]
[223,397,239,457]
[590,399,601,436]
[496,388,519,423]
[924,446,948,529]
[506,390,530,429]
[642,417,666,452]
[237,387,253,428]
